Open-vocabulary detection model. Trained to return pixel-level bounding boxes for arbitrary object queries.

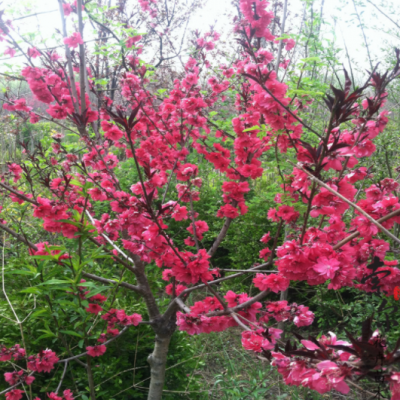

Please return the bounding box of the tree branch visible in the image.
[290,161,400,246]
[58,327,129,363]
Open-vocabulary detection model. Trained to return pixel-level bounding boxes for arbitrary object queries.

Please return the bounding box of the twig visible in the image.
[176,298,190,313]
[58,327,129,363]
[231,313,251,331]
[275,0,288,78]
[216,269,277,273]
[85,210,136,267]
[81,272,141,293]
[351,0,374,71]
[365,0,400,30]
[333,208,400,250]
[0,373,35,395]
[55,362,68,394]
[346,380,377,398]
[244,74,323,140]
[13,9,58,20]
[290,161,400,246]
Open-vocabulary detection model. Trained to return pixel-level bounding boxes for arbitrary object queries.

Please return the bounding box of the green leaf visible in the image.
[39,279,73,286]
[60,330,84,338]
[35,333,57,341]
[300,56,321,63]
[20,287,42,294]
[69,179,83,187]
[30,309,49,320]
[5,269,36,276]
[86,286,111,298]
[37,329,56,337]
[57,219,82,227]
[243,126,260,132]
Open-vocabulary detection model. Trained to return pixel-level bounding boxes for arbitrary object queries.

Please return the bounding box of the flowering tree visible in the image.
[1,0,400,399]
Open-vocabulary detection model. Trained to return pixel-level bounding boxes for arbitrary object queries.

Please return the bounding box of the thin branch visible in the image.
[176,298,190,313]
[207,217,233,257]
[333,208,400,250]
[351,0,373,71]
[85,210,136,268]
[243,74,323,139]
[81,272,141,293]
[58,327,129,363]
[217,269,277,273]
[275,0,288,78]
[55,361,68,394]
[231,313,251,331]
[290,161,400,246]
[13,9,58,20]
[2,233,20,322]
[207,290,269,317]
[0,182,38,205]
[365,0,400,30]
[0,223,38,251]
[0,373,35,395]
[57,0,80,114]
[163,261,273,320]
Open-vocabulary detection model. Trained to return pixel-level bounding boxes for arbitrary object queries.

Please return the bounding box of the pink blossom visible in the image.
[126,36,142,48]
[86,345,107,357]
[63,32,84,49]
[253,273,289,293]
[313,257,341,280]
[5,390,24,400]
[4,47,16,58]
[27,47,41,58]
[86,303,103,314]
[28,350,59,373]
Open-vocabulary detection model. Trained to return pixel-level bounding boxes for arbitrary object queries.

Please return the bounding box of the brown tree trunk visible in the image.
[147,334,172,400]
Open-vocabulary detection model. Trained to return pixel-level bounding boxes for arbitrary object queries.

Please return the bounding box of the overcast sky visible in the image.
[1,0,399,76]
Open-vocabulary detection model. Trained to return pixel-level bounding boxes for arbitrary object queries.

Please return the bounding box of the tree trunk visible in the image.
[147,334,172,400]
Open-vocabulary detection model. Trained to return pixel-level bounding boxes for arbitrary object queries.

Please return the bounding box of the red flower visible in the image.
[28,350,59,373]
[394,286,400,301]
[27,47,41,58]
[253,273,289,293]
[217,204,239,219]
[63,3,73,16]
[313,257,341,280]
[126,35,142,48]
[4,47,16,58]
[63,32,84,49]
[5,390,24,400]
[90,294,107,303]
[86,303,103,315]
[47,393,62,400]
[63,389,74,400]
[86,345,107,357]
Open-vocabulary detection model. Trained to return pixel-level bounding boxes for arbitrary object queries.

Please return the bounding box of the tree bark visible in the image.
[147,334,172,400]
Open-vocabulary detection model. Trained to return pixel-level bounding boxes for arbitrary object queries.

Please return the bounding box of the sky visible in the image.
[0,0,399,77]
